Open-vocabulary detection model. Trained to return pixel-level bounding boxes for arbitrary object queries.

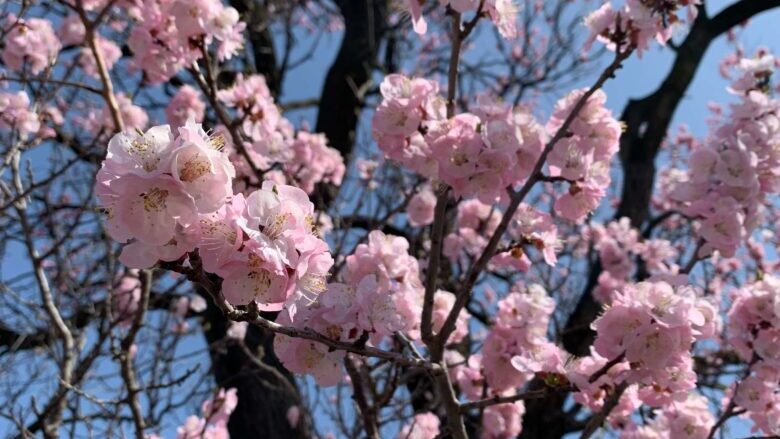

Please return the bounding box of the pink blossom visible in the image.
[407,187,437,227]
[58,15,85,45]
[398,412,440,439]
[273,325,344,386]
[113,272,141,326]
[166,86,206,128]
[286,131,345,194]
[171,120,236,212]
[175,387,237,439]
[2,15,61,75]
[113,175,198,245]
[0,91,41,139]
[432,290,470,344]
[482,400,525,439]
[406,0,427,35]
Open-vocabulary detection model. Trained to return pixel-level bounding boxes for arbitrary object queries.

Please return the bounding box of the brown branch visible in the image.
[157,259,437,371]
[579,381,629,439]
[707,0,780,36]
[188,51,266,182]
[118,269,152,439]
[75,6,124,133]
[344,357,380,439]
[459,386,573,413]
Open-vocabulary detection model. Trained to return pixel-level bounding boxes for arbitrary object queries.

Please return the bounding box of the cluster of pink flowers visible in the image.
[287,131,346,193]
[172,388,237,439]
[444,283,561,435]
[397,412,440,439]
[482,283,562,392]
[447,353,528,438]
[373,74,545,203]
[274,231,424,385]
[127,0,245,83]
[2,15,60,75]
[218,75,345,194]
[373,74,618,224]
[482,400,525,439]
[585,0,701,54]
[112,271,141,326]
[274,231,471,385]
[97,121,333,311]
[218,75,287,147]
[406,185,437,227]
[620,393,714,439]
[580,281,718,409]
[211,184,332,310]
[166,85,206,128]
[546,88,620,223]
[444,199,505,266]
[443,200,559,272]
[81,37,123,78]
[669,53,780,257]
[335,230,425,342]
[505,203,561,266]
[406,0,518,39]
[726,275,780,434]
[588,219,679,303]
[96,121,232,265]
[0,91,41,139]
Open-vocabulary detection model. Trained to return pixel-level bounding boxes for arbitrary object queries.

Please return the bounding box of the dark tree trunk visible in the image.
[230,0,281,94]
[202,293,310,439]
[315,0,388,159]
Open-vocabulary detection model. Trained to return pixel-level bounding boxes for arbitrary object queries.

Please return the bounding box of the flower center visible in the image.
[179,153,211,182]
[142,188,168,212]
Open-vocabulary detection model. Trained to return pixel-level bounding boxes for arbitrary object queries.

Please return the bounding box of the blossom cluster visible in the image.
[580,281,718,409]
[373,74,620,222]
[585,0,701,54]
[442,200,560,272]
[483,283,562,392]
[274,231,470,386]
[0,91,42,139]
[482,400,525,439]
[128,0,245,83]
[78,93,150,135]
[397,412,440,439]
[406,0,519,39]
[441,285,553,438]
[146,387,237,439]
[218,74,345,194]
[2,15,61,75]
[406,184,437,227]
[619,393,714,439]
[546,88,620,223]
[96,121,333,312]
[588,219,679,303]
[373,74,546,203]
[726,275,780,434]
[166,85,207,128]
[669,53,780,257]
